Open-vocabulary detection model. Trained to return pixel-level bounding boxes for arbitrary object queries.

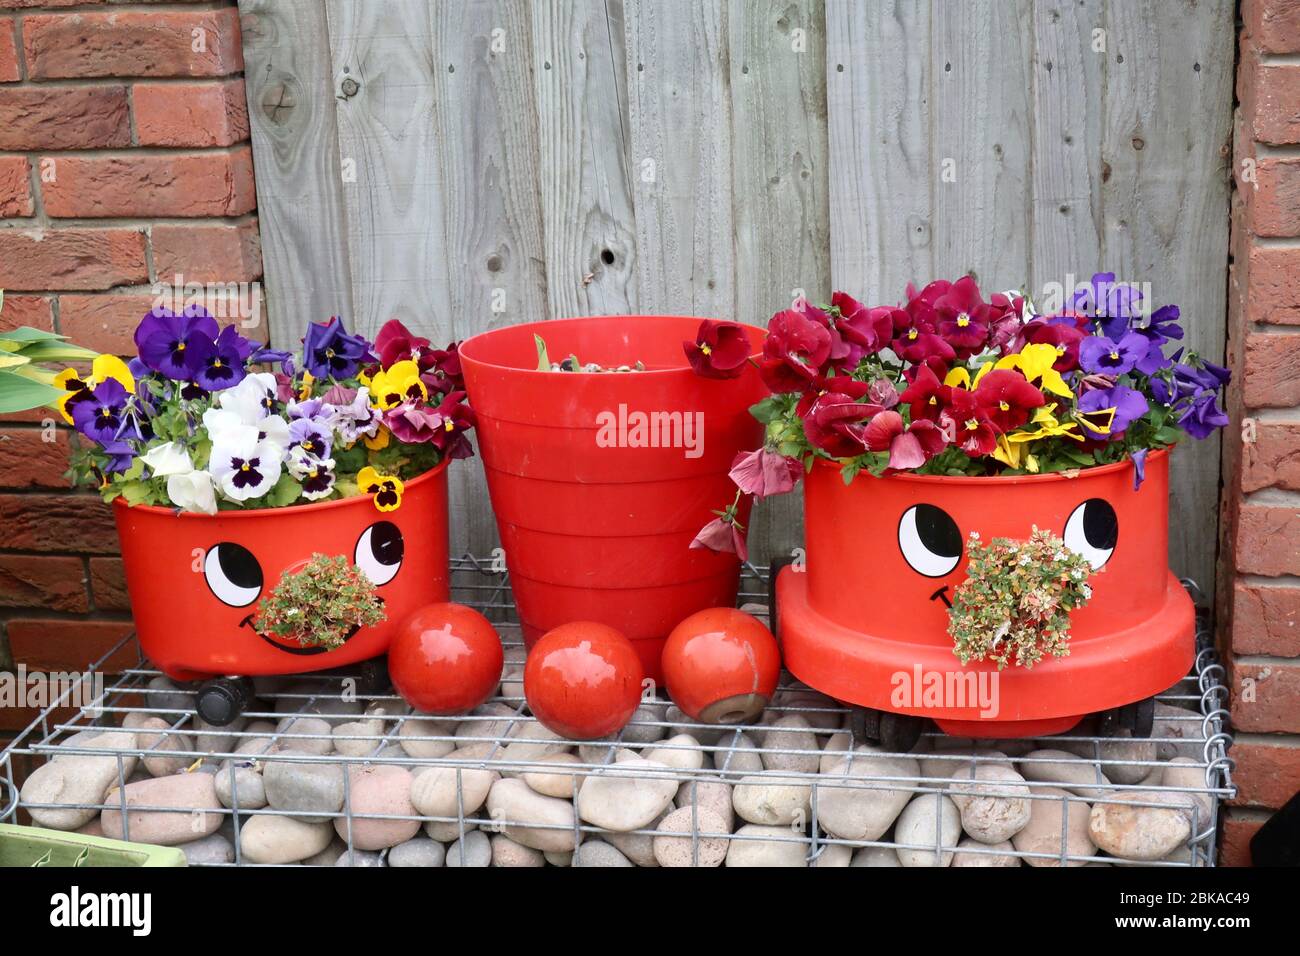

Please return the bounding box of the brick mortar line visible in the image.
[1233,653,1300,666]
[1247,323,1300,334]
[13,2,239,20]
[1249,235,1300,248]
[1254,141,1300,158]
[1233,732,1300,747]
[1240,573,1300,587]
[0,144,251,158]
[1245,409,1300,422]
[0,212,258,228]
[0,609,132,623]
[1259,51,1300,67]
[0,75,246,89]
[1241,485,1300,504]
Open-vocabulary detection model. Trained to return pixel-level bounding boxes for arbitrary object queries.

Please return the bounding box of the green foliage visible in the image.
[0,293,97,414]
[253,554,386,650]
[948,527,1095,670]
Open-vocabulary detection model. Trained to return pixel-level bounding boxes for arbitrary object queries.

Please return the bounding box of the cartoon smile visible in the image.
[239,596,386,656]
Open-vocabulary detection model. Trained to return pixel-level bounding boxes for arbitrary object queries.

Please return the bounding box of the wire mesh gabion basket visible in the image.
[0,558,1236,867]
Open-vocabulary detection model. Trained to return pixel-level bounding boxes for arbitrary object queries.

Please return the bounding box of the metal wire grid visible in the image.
[0,558,1237,867]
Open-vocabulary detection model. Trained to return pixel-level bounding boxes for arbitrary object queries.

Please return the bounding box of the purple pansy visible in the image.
[1178,391,1230,440]
[71,378,130,445]
[287,416,332,460]
[1077,385,1150,440]
[1131,448,1149,491]
[189,325,253,392]
[303,317,374,379]
[1079,331,1149,376]
[133,306,219,380]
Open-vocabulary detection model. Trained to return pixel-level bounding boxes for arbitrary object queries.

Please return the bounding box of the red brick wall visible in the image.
[0,0,262,735]
[1218,0,1300,865]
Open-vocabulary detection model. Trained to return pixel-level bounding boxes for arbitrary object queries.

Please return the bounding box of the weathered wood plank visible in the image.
[324,0,452,342]
[1101,0,1234,597]
[1029,0,1105,298]
[624,0,734,318]
[728,0,831,566]
[530,0,639,317]
[432,0,550,557]
[825,0,932,302]
[237,0,354,348]
[932,0,1034,292]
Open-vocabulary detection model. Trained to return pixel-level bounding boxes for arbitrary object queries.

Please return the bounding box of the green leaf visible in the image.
[534,333,551,371]
[0,325,66,345]
[120,481,154,506]
[265,473,303,508]
[12,340,98,363]
[748,396,783,424]
[0,352,29,369]
[0,370,64,414]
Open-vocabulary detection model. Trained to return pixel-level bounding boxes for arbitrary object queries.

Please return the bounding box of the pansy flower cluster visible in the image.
[59,308,473,514]
[692,272,1230,557]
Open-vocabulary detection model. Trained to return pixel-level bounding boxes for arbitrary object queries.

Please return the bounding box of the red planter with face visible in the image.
[459,316,767,683]
[776,449,1194,737]
[113,461,450,681]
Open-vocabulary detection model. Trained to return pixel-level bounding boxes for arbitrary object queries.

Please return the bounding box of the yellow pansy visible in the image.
[362,426,390,451]
[53,354,135,425]
[943,361,994,391]
[368,360,427,411]
[298,370,316,401]
[357,465,403,512]
[995,343,1072,398]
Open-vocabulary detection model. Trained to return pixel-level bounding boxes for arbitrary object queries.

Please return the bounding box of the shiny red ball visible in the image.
[524,621,644,740]
[388,603,504,715]
[661,608,781,724]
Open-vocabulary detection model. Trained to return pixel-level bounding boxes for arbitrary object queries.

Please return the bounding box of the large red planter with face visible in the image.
[113,461,451,681]
[776,448,1193,737]
[459,316,767,682]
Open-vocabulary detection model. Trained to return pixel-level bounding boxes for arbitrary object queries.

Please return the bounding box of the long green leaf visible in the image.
[0,326,68,344]
[13,340,98,363]
[0,352,29,369]
[0,370,64,414]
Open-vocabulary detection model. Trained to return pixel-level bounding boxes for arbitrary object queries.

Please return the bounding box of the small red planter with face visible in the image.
[524,621,644,740]
[777,449,1194,737]
[388,603,504,715]
[661,608,780,724]
[113,462,450,681]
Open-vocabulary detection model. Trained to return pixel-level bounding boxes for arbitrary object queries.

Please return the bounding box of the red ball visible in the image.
[661,608,781,724]
[388,603,504,715]
[524,622,644,740]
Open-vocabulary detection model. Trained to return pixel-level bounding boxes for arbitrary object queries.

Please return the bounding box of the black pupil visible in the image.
[216,542,262,589]
[1081,498,1118,550]
[368,521,403,566]
[915,504,962,558]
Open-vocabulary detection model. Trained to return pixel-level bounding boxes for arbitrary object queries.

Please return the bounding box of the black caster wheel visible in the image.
[878,711,926,753]
[767,555,796,638]
[195,677,252,726]
[1122,696,1156,738]
[848,706,882,746]
[357,656,391,696]
[1096,706,1125,737]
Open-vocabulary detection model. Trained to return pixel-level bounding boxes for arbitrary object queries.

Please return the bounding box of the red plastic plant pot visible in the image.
[113,461,451,681]
[777,448,1193,738]
[459,315,767,682]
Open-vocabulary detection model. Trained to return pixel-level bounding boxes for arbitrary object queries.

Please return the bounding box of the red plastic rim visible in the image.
[810,444,1171,486]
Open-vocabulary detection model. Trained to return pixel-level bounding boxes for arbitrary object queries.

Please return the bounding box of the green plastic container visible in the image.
[0,823,187,867]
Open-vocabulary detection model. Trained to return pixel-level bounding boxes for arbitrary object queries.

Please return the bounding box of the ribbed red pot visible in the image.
[459,315,767,681]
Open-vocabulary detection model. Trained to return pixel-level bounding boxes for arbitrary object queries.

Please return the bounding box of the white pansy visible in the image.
[141,441,193,478]
[216,372,278,424]
[166,470,218,515]
[209,422,282,502]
